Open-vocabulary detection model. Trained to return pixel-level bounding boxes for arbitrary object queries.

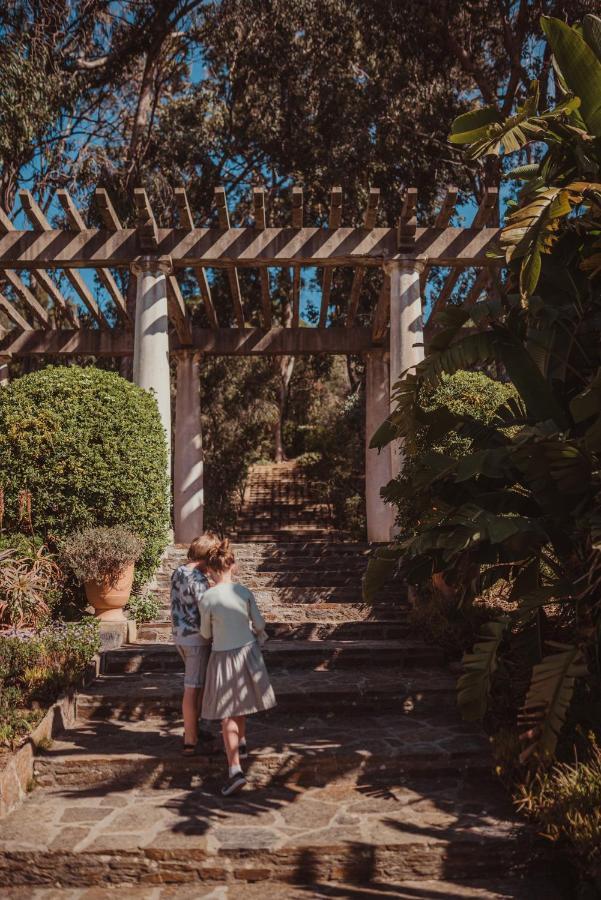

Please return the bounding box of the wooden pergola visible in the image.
[0,184,501,542]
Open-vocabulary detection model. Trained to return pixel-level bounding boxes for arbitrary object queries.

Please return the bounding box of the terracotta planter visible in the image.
[84,563,135,622]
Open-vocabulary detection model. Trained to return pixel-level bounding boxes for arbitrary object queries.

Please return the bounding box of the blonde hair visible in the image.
[187,532,219,563]
[206,537,235,573]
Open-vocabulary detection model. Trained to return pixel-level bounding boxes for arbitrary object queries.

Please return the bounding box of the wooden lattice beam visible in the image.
[166,274,193,344]
[2,326,381,358]
[215,186,244,328]
[133,188,158,251]
[319,186,342,327]
[19,190,109,328]
[347,187,380,326]
[0,292,32,331]
[472,188,499,228]
[398,187,417,250]
[57,190,129,325]
[253,188,271,329]
[372,272,390,343]
[435,187,459,227]
[94,189,122,230]
[291,186,303,327]
[2,269,49,326]
[175,186,218,329]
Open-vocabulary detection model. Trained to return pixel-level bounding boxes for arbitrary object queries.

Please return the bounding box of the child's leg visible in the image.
[238,716,246,744]
[182,687,201,745]
[221,716,245,768]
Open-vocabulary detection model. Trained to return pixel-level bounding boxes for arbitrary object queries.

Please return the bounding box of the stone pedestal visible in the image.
[131,257,172,472]
[365,351,395,542]
[386,259,425,481]
[174,351,204,544]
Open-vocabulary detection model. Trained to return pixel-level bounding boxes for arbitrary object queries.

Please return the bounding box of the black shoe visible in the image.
[239,741,248,760]
[221,771,247,797]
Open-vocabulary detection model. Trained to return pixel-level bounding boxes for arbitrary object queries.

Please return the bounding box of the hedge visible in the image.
[0,366,170,584]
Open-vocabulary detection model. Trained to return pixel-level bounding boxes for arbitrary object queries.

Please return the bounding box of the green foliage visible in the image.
[516,734,601,885]
[369,13,601,767]
[61,526,144,585]
[458,618,510,722]
[0,367,170,585]
[126,592,161,624]
[0,620,100,747]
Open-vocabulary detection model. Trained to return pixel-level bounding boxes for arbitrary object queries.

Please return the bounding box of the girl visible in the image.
[200,538,276,796]
[170,532,219,756]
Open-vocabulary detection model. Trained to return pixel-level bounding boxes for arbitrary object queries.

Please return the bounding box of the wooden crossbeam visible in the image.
[472,188,498,228]
[2,269,49,325]
[31,270,80,328]
[19,190,109,328]
[174,187,194,230]
[319,186,342,327]
[175,186,217,329]
[166,274,193,344]
[372,272,391,342]
[215,186,244,327]
[253,188,271,328]
[429,268,462,323]
[398,187,417,250]
[435,187,459,227]
[347,187,380,326]
[291,187,304,327]
[0,226,502,269]
[1,198,73,327]
[133,188,158,251]
[465,268,489,306]
[2,326,382,358]
[57,190,129,325]
[94,189,122,230]
[0,292,32,331]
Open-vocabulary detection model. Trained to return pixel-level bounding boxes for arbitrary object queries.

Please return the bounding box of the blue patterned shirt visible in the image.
[170,564,210,645]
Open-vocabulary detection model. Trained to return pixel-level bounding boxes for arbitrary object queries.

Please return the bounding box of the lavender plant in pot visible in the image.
[61,527,144,621]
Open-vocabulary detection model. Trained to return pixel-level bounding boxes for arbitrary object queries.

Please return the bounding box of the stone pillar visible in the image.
[365,351,395,542]
[385,259,425,480]
[174,351,204,544]
[0,357,9,387]
[130,256,172,470]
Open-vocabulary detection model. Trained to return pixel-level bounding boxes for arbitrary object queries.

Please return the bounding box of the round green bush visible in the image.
[0,366,170,584]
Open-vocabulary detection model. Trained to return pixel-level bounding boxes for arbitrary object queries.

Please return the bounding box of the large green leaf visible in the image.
[541,16,601,136]
[519,643,588,762]
[457,618,509,721]
[449,105,501,145]
[362,546,402,603]
[583,14,601,60]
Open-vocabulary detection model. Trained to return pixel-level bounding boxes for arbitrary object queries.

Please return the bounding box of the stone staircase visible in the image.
[234,461,341,542]
[0,465,566,895]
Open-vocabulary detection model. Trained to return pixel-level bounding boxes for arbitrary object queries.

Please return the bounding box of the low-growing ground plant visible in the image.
[0,620,100,748]
[126,592,161,624]
[0,545,62,628]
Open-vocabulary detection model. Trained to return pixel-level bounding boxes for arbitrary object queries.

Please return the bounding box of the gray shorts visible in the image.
[175,643,210,689]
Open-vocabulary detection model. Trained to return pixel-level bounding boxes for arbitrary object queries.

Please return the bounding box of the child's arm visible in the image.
[248,589,267,643]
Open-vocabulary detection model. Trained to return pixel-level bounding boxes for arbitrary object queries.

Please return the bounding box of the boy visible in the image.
[170,532,218,755]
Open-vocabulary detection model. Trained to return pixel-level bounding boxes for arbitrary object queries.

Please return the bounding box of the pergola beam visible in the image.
[94,190,122,230]
[1,326,381,357]
[0,293,32,331]
[175,186,218,329]
[435,187,458,227]
[348,187,380,326]
[133,188,158,251]
[215,186,244,327]
[166,274,193,344]
[372,272,390,343]
[319,186,342,327]
[253,188,271,328]
[2,269,49,326]
[57,190,130,325]
[291,186,303,327]
[398,187,417,250]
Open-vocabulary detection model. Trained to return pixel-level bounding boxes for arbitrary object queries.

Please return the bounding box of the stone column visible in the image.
[385,258,425,480]
[130,256,172,470]
[174,351,204,544]
[365,350,395,542]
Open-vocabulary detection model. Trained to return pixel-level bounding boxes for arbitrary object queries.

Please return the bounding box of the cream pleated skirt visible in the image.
[201,640,276,720]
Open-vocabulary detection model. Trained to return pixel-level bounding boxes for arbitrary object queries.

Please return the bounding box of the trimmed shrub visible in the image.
[0,366,170,584]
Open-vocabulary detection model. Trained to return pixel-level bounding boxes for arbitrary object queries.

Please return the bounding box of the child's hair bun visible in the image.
[206,537,235,572]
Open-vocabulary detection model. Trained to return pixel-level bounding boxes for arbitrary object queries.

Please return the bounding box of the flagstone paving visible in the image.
[0,466,571,895]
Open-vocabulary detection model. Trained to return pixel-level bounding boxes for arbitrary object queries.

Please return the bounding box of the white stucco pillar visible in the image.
[385,259,425,481]
[0,358,9,387]
[174,350,204,544]
[130,256,172,472]
[365,350,396,542]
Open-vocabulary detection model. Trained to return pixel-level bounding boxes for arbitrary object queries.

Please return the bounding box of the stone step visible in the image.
[0,775,548,888]
[102,640,443,675]
[162,541,374,556]
[136,618,414,643]
[152,586,403,608]
[234,531,341,542]
[151,571,400,590]
[34,711,491,790]
[74,667,456,721]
